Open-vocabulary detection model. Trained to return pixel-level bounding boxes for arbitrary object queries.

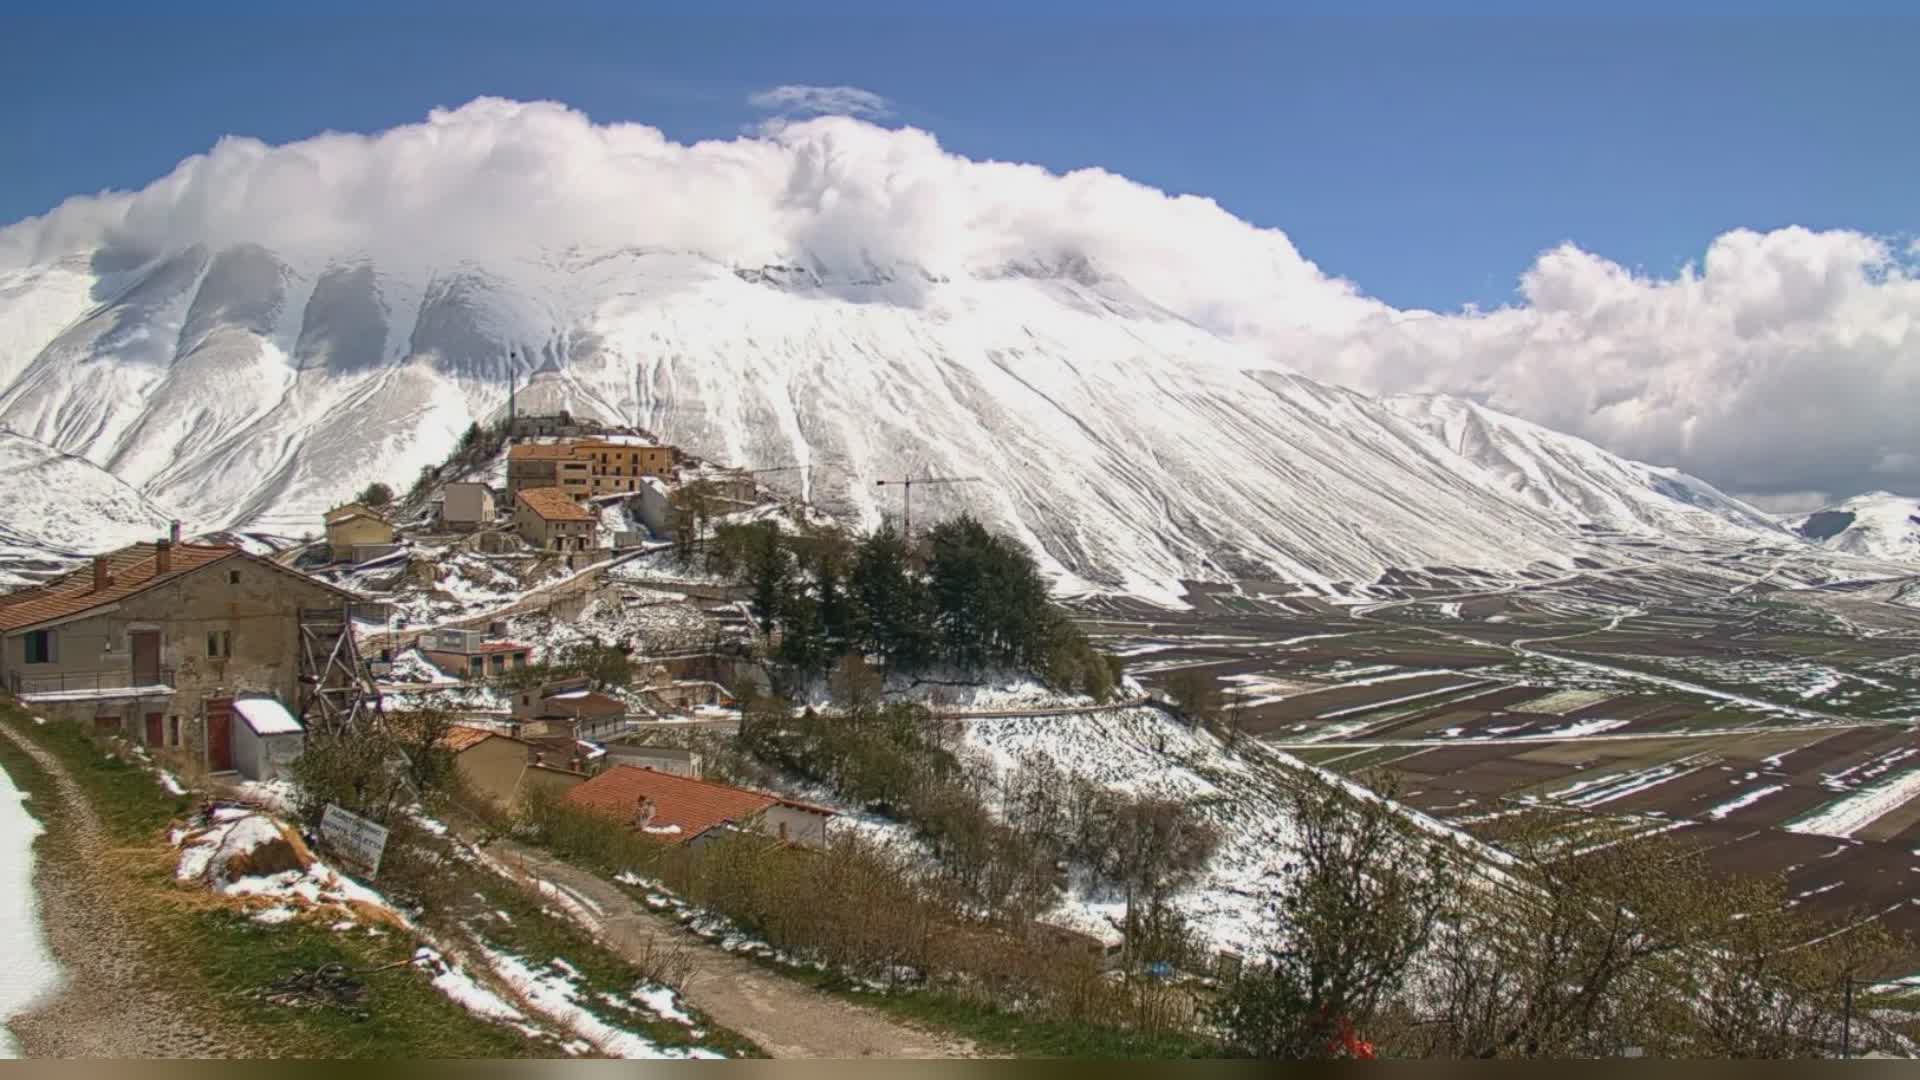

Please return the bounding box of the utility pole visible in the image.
[743,462,827,509]
[873,475,981,537]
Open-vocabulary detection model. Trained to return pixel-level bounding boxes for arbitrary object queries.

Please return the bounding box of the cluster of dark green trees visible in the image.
[703,515,1119,697]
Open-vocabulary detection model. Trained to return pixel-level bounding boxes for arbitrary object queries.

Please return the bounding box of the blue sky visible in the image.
[3,6,1914,312]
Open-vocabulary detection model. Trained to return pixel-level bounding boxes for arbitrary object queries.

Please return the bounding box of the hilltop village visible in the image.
[10,410,1920,1059]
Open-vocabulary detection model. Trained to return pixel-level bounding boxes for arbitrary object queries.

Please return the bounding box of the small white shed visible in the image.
[231,695,305,781]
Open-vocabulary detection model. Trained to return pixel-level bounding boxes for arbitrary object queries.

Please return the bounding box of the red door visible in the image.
[144,712,164,747]
[205,697,234,772]
[130,631,161,686]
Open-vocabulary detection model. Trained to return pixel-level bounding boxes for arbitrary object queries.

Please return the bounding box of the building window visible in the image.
[169,715,180,747]
[206,630,232,658]
[23,629,54,664]
[228,570,241,584]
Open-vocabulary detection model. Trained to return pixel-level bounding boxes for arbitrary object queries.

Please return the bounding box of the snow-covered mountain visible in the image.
[0,429,176,584]
[0,243,1794,598]
[1786,492,1920,563]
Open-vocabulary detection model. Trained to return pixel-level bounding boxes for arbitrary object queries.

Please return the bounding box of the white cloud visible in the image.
[0,98,1914,504]
[748,84,893,119]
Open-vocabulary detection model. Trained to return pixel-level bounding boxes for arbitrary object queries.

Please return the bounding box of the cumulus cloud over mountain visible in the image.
[1,97,1913,504]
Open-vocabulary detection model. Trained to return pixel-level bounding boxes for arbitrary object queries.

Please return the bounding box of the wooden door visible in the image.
[130,631,161,685]
[206,697,234,772]
[144,711,164,747]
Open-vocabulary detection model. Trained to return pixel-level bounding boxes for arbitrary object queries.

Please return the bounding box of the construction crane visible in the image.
[873,475,982,537]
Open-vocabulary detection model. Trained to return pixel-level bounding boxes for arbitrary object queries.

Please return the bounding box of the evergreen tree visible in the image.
[850,524,935,672]
[740,520,796,639]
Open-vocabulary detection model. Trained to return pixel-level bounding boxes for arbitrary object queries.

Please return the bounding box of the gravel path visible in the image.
[478,836,978,1058]
[0,722,233,1058]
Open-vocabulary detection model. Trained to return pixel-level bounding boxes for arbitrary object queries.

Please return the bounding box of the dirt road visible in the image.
[0,722,233,1058]
[477,836,977,1058]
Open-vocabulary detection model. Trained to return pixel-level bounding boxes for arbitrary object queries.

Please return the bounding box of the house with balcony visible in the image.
[573,437,676,496]
[0,533,361,771]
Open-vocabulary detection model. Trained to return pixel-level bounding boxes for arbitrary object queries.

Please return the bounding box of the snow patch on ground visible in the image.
[0,764,61,1058]
[961,707,1294,956]
[1788,769,1920,839]
[477,948,717,1059]
[1705,784,1787,821]
[414,947,534,1028]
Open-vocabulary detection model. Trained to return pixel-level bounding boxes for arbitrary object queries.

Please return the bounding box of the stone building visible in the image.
[443,725,588,811]
[513,487,597,551]
[0,538,360,772]
[438,481,497,531]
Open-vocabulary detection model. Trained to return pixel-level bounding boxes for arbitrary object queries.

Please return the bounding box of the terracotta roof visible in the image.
[0,542,359,634]
[516,487,593,522]
[442,725,500,753]
[563,766,833,842]
[508,443,581,461]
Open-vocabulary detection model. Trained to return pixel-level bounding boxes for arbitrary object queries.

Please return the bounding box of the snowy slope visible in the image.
[0,429,176,584]
[0,244,1800,598]
[1786,492,1920,563]
[1381,395,1783,540]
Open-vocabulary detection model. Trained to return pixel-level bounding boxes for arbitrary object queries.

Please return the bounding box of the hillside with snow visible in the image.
[0,429,176,584]
[0,243,1810,599]
[1786,492,1920,564]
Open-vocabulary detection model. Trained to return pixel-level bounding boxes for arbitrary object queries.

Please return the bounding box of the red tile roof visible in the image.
[442,725,502,753]
[563,766,833,842]
[516,487,593,522]
[0,542,359,633]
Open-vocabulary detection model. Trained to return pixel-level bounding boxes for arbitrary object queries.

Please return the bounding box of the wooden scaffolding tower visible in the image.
[297,605,386,736]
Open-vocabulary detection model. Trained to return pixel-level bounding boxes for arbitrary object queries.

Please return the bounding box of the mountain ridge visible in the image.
[0,241,1831,598]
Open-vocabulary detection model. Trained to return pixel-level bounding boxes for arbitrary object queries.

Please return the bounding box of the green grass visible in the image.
[0,704,541,1059]
[826,981,1221,1059]
[0,710,190,841]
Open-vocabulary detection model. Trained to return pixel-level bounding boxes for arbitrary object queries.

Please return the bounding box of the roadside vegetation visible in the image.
[0,703,531,1058]
[0,701,755,1059]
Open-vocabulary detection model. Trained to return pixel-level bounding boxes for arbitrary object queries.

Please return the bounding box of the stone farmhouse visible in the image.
[513,487,597,551]
[0,534,360,775]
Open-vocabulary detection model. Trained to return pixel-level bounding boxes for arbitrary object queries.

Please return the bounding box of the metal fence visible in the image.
[11,667,176,695]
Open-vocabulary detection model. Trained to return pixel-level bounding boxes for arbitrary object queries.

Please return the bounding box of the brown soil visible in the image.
[474,836,979,1058]
[0,723,234,1058]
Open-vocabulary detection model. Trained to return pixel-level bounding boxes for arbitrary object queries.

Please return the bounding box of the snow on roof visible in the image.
[548,690,591,700]
[234,696,303,736]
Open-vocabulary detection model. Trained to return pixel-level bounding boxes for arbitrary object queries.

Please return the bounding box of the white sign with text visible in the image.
[319,803,390,877]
